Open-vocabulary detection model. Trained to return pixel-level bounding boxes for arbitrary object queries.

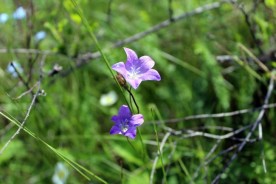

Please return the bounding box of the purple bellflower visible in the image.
[112,47,161,89]
[110,105,144,139]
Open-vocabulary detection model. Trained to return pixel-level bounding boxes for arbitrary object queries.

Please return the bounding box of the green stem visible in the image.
[70,0,130,107]
[151,108,167,183]
[137,128,146,160]
[126,137,137,152]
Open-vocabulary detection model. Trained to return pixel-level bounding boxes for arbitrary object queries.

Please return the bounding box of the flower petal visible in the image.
[125,78,142,90]
[110,125,122,135]
[140,69,161,81]
[124,48,139,71]
[130,114,144,126]
[111,115,120,124]
[118,105,132,119]
[124,127,137,139]
[138,56,155,73]
[124,47,138,63]
[112,62,127,76]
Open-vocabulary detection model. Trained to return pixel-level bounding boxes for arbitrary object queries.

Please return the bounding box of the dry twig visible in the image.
[211,72,275,184]
[0,55,46,155]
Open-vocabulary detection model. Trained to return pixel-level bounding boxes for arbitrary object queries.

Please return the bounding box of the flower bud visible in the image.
[116,73,128,89]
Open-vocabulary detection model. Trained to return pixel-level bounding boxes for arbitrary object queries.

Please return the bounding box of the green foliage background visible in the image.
[0,0,275,183]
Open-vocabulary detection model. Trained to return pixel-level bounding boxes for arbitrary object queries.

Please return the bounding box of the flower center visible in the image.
[128,66,140,79]
[120,119,129,133]
[57,170,66,179]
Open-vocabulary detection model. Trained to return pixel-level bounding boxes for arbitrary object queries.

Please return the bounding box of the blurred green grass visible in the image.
[0,0,276,183]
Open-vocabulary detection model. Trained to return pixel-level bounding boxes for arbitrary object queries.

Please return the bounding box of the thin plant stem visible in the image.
[128,87,134,113]
[151,109,167,184]
[70,0,130,108]
[125,87,139,114]
[137,128,146,161]
[69,1,234,71]
[126,137,137,153]
[0,111,107,184]
[150,132,171,184]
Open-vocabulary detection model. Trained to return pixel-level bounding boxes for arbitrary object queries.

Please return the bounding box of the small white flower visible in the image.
[6,61,23,77]
[13,6,26,20]
[35,31,46,41]
[0,13,9,23]
[52,162,69,184]
[100,91,118,106]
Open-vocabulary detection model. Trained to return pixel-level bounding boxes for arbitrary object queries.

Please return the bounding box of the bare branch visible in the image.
[75,0,235,67]
[0,48,54,55]
[232,1,264,54]
[10,62,32,95]
[163,124,252,140]
[149,103,276,125]
[211,72,275,184]
[0,54,46,155]
[13,82,39,100]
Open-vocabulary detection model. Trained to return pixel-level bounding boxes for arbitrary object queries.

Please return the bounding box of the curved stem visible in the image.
[125,87,140,114]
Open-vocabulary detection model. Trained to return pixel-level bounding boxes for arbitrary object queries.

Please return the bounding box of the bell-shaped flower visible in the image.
[112,48,161,89]
[110,105,144,139]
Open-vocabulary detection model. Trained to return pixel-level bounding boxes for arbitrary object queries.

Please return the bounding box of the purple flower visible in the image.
[110,105,144,139]
[112,47,161,89]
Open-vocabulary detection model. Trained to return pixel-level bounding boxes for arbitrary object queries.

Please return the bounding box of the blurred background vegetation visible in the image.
[0,0,275,183]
